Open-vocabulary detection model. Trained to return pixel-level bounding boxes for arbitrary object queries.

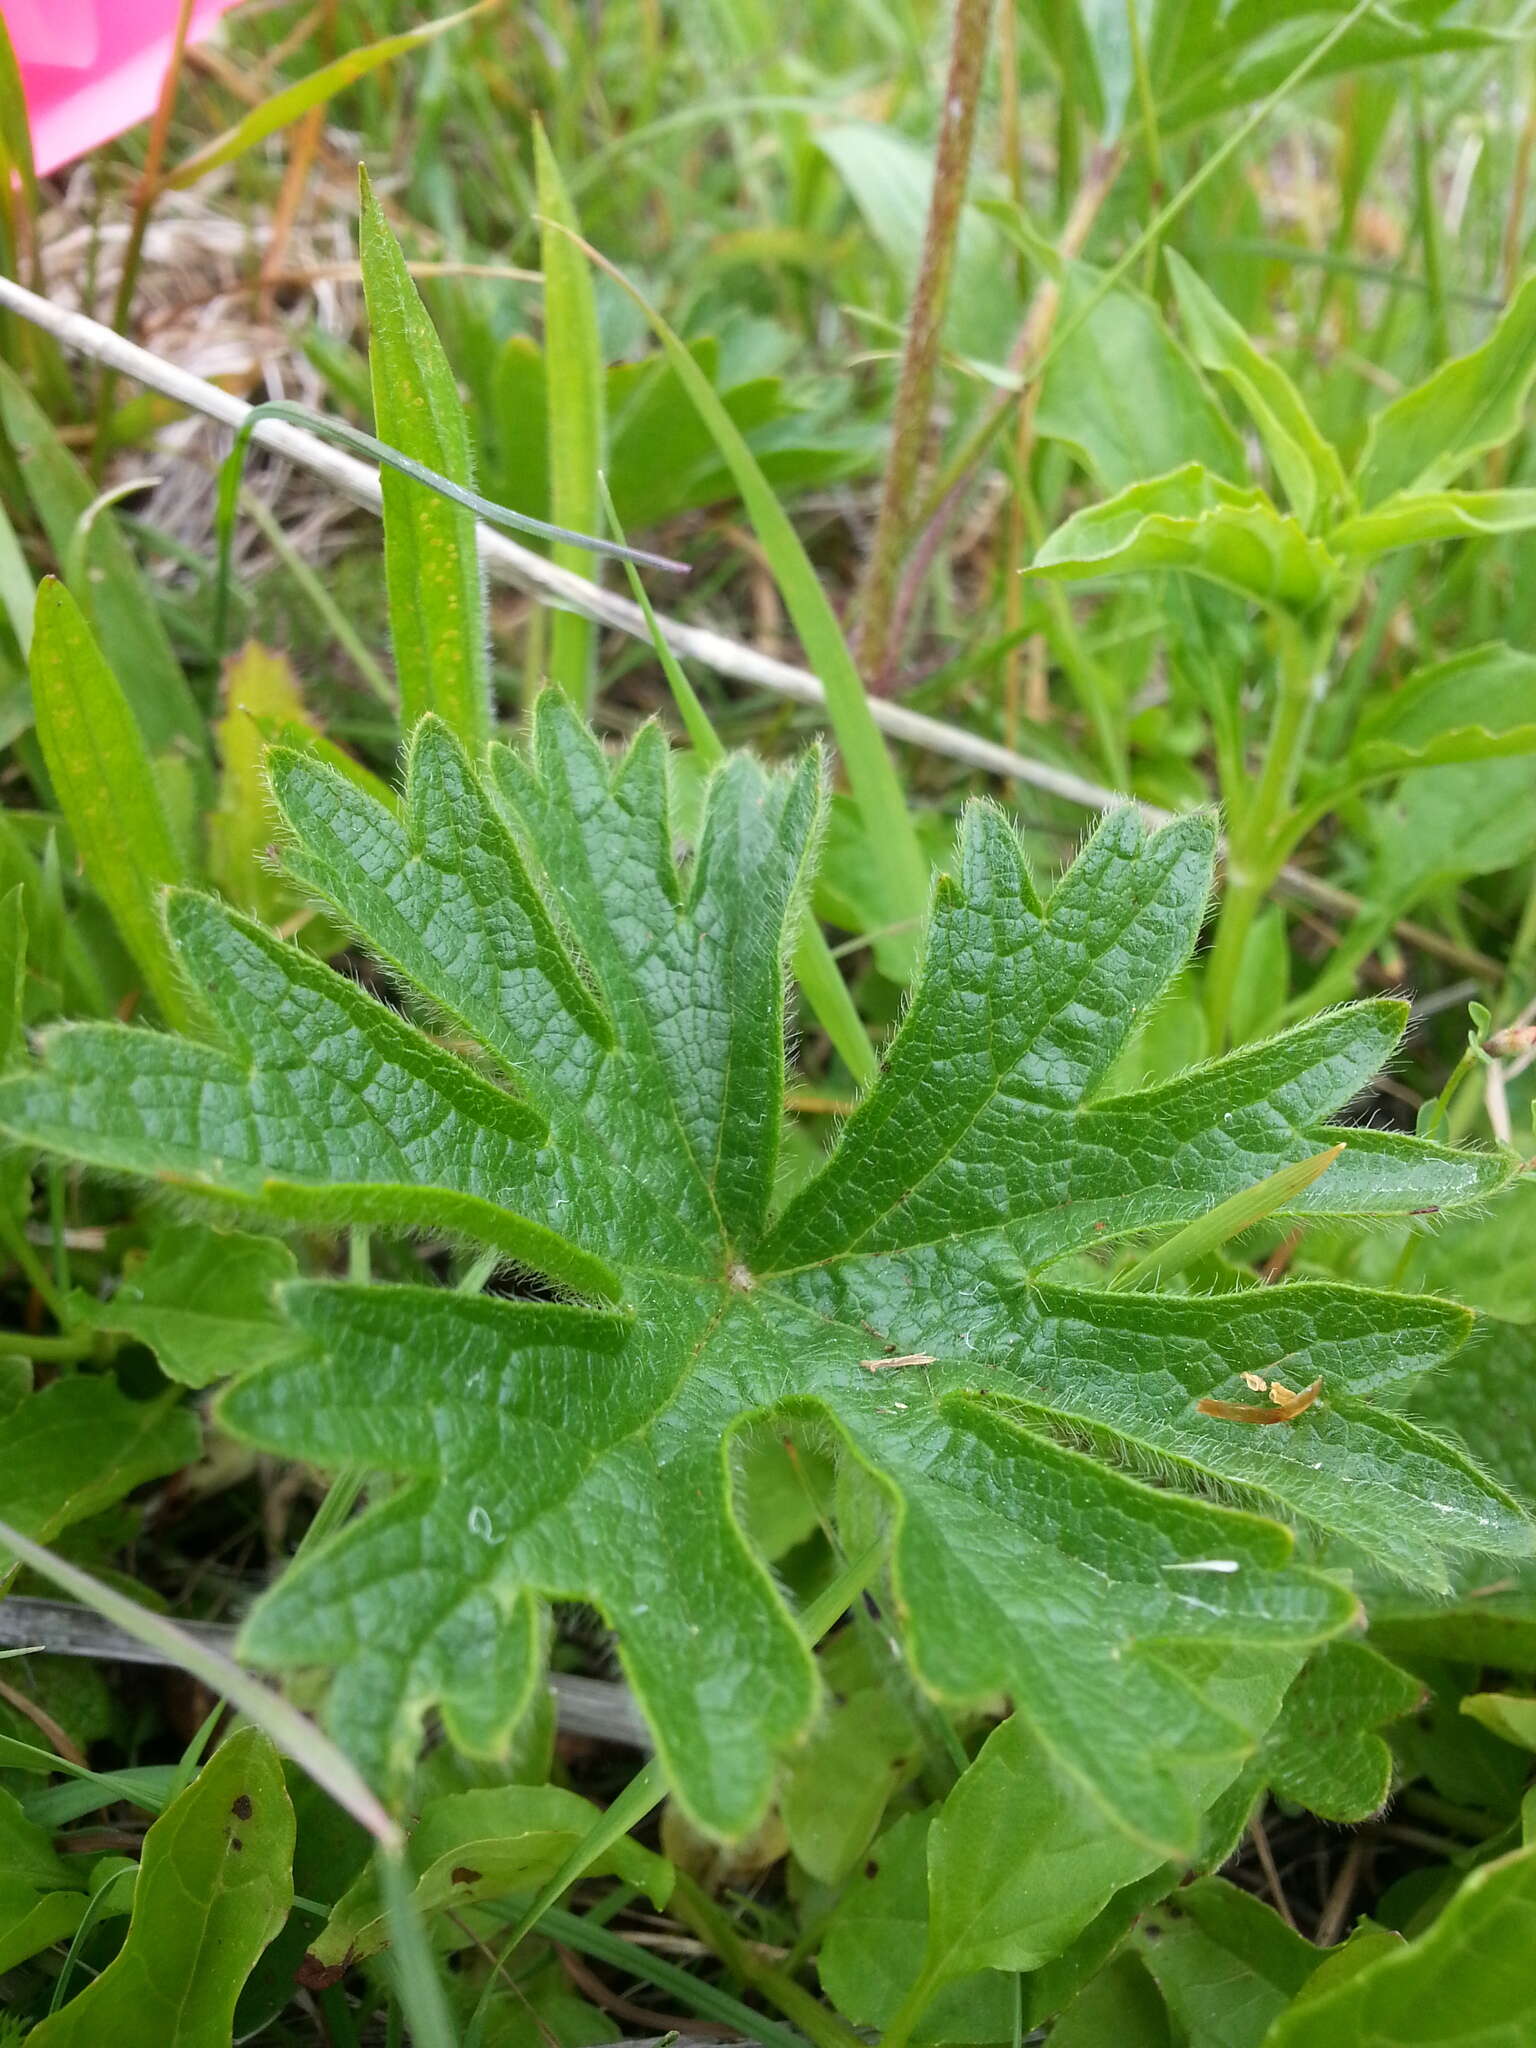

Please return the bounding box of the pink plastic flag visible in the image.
[1,0,241,175]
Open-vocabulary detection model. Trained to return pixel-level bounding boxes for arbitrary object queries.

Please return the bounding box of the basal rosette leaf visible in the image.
[0,695,1523,1855]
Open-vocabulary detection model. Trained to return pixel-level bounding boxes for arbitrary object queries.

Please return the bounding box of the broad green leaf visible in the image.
[308,1783,671,1969]
[1333,486,1536,558]
[1138,1879,1318,2048]
[1378,1319,1536,1672]
[862,1649,1331,2039]
[360,168,491,752]
[1355,273,1536,507]
[0,366,203,761]
[921,1703,1279,1984]
[0,702,1520,1851]
[0,1783,77,1890]
[1367,755,1536,903]
[164,3,495,190]
[1166,251,1349,527]
[534,122,605,703]
[1157,4,1510,135]
[488,334,876,536]
[28,1727,294,2048]
[1077,0,1155,140]
[28,581,190,1028]
[1344,643,1536,784]
[814,124,1015,362]
[0,1376,196,1554]
[1262,1840,1536,2047]
[1051,1951,1171,2048]
[1394,1175,1536,1327]
[1032,466,1343,611]
[818,1811,1018,2045]
[69,1222,303,1388]
[1034,270,1246,492]
[0,1878,86,1975]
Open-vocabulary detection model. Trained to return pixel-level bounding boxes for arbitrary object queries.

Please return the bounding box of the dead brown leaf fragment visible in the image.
[1196,1378,1323,1425]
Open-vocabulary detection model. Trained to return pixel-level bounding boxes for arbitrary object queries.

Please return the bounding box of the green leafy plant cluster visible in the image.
[2,2,1536,2044]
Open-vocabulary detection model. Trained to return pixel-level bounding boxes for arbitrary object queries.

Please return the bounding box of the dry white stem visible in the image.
[0,274,1500,978]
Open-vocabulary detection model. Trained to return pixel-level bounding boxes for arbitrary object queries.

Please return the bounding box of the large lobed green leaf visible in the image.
[0,700,1522,1851]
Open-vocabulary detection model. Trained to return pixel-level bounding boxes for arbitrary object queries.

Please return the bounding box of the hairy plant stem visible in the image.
[1205,613,1329,1047]
[899,145,1124,600]
[854,0,996,690]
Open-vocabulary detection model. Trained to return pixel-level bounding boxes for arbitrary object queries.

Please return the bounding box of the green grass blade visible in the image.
[360,166,493,751]
[535,122,606,705]
[0,1516,401,1852]
[498,1756,666,1957]
[554,223,931,938]
[599,476,878,1086]
[164,1,500,190]
[28,581,190,1029]
[535,1904,811,2048]
[0,493,35,655]
[1111,1145,1344,1290]
[377,1848,460,2048]
[0,363,204,761]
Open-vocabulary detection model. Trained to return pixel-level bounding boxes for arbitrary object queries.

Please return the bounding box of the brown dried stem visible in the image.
[854,0,996,691]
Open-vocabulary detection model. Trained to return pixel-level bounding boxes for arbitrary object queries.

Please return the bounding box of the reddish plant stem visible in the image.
[854,0,996,691]
[882,144,1123,687]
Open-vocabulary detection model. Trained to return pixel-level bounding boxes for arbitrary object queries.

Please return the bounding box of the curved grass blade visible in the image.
[164,2,502,191]
[0,1517,401,1851]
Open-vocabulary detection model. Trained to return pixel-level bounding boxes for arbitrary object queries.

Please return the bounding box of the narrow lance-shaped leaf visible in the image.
[1166,250,1350,528]
[535,121,606,705]
[1111,1145,1342,1291]
[1332,485,1536,558]
[1355,271,1536,507]
[164,1,498,189]
[359,167,491,751]
[0,702,1522,1856]
[28,580,191,1028]
[1341,643,1536,786]
[1032,464,1344,613]
[0,364,203,760]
